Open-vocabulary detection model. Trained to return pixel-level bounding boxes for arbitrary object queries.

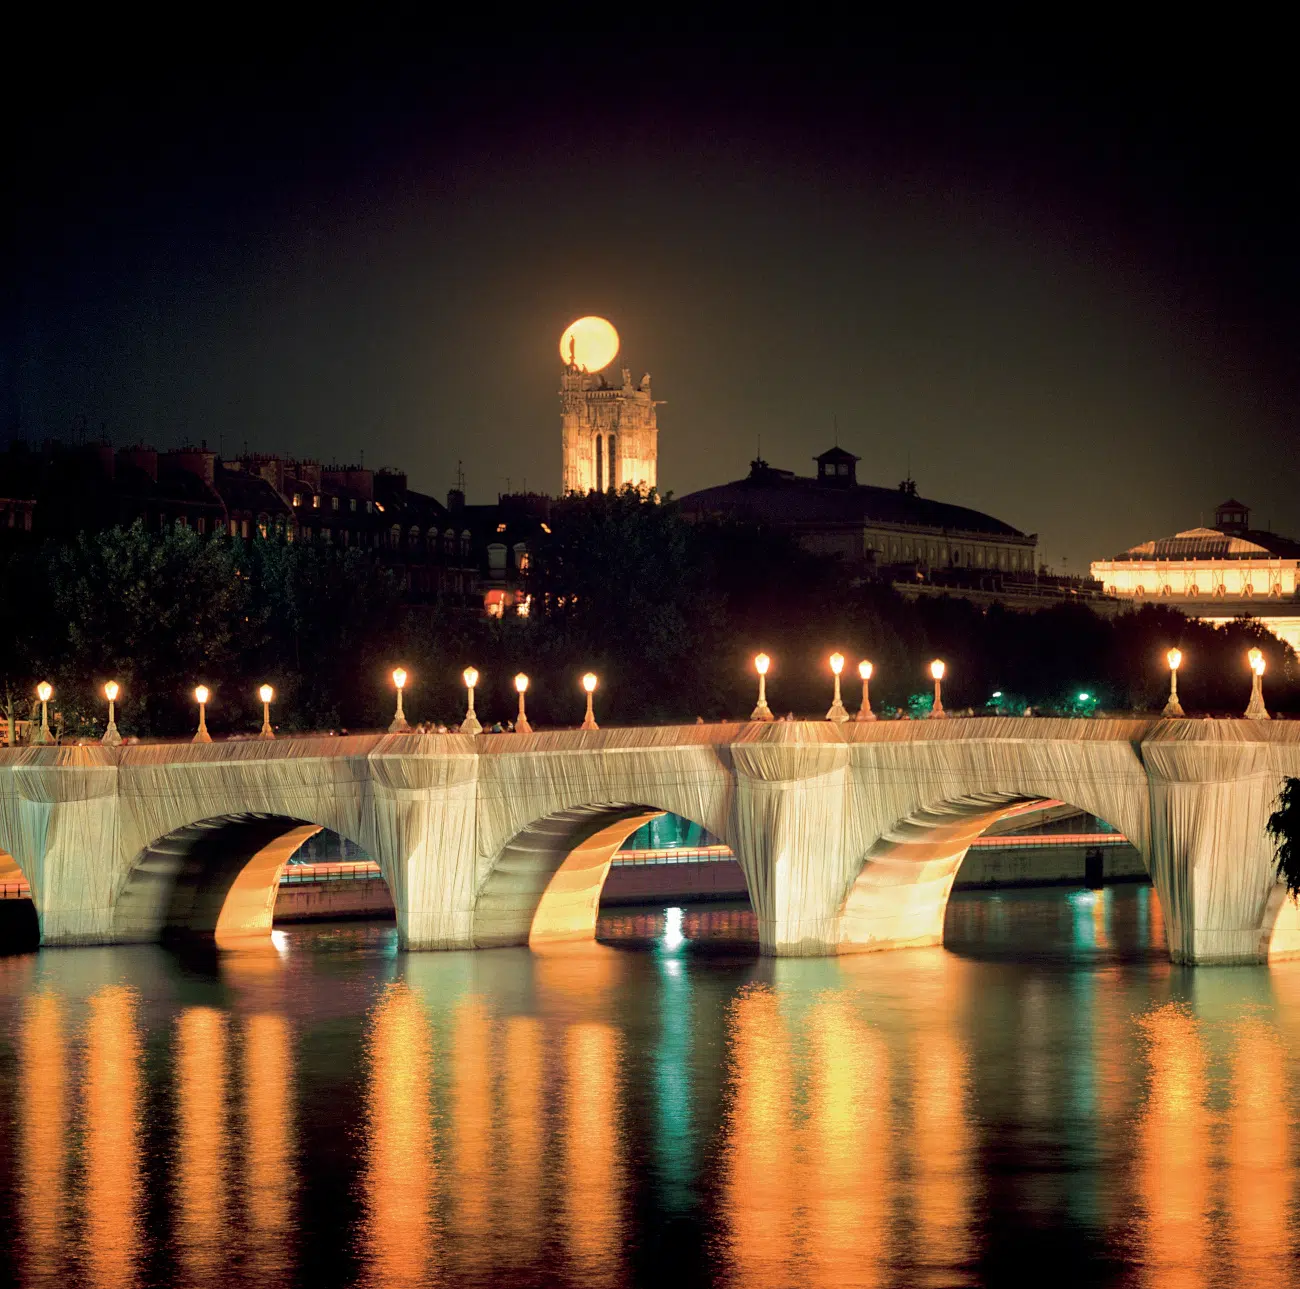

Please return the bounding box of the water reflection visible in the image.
[360,984,435,1287]
[243,1014,295,1287]
[19,993,67,1285]
[0,888,1298,1289]
[175,1006,230,1286]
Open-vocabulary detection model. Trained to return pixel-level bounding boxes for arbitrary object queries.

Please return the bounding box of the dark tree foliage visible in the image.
[1,502,1296,738]
[1268,779,1300,899]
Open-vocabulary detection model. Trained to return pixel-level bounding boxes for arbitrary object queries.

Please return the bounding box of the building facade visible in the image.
[1091,500,1300,650]
[677,448,1039,577]
[560,362,658,495]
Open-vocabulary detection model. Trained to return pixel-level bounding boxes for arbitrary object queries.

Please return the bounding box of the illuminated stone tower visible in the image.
[559,319,658,494]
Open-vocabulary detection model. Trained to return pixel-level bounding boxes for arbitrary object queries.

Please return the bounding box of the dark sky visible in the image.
[10,37,1298,572]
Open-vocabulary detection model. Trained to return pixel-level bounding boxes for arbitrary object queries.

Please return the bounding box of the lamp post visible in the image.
[581,672,599,731]
[102,681,122,746]
[750,653,774,722]
[929,660,947,719]
[856,660,876,722]
[826,652,849,723]
[33,682,53,744]
[461,667,483,735]
[259,684,275,738]
[1162,648,1185,718]
[1246,648,1270,720]
[514,673,532,734]
[193,686,212,743]
[389,667,411,733]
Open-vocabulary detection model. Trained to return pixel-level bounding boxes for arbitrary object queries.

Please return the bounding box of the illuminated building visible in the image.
[560,318,659,495]
[678,448,1038,578]
[1090,500,1300,650]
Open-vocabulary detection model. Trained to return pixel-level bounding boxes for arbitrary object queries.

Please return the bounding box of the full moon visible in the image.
[560,316,620,372]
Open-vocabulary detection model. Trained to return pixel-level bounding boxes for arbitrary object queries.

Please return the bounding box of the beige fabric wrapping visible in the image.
[0,718,1297,962]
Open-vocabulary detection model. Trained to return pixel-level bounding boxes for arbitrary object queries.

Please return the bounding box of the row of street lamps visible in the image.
[18,644,1276,746]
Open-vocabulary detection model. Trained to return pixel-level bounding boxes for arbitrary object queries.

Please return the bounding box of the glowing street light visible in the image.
[461,667,483,735]
[102,681,122,746]
[259,684,275,739]
[856,660,876,722]
[514,672,532,734]
[389,667,411,734]
[581,672,599,731]
[929,659,947,719]
[826,652,849,723]
[33,681,53,745]
[1245,647,1270,720]
[750,653,774,722]
[193,685,212,743]
[1162,648,1185,718]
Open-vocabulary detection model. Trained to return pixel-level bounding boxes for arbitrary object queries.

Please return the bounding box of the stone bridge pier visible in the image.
[0,719,1297,965]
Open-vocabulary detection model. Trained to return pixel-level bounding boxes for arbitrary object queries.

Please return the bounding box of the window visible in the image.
[350,499,357,512]
[496,522,507,533]
[292,493,302,507]
[257,513,270,538]
[312,495,320,509]
[608,433,617,486]
[409,526,420,548]
[366,501,373,513]
[595,434,604,492]
[197,517,206,535]
[391,524,401,547]
[460,529,471,558]
[444,528,456,555]
[331,497,339,511]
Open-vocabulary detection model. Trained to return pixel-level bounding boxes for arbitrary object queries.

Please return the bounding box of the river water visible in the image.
[1,884,1298,1288]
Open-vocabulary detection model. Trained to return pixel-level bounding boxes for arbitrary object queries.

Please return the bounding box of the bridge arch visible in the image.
[473,803,745,949]
[837,792,1150,953]
[114,813,390,947]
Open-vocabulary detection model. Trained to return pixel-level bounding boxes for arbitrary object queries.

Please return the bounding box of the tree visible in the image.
[1268,779,1300,899]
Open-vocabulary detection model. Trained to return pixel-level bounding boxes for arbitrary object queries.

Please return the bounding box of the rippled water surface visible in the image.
[2,885,1299,1288]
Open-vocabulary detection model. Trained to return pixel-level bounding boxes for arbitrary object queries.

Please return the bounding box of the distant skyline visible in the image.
[10,38,1297,573]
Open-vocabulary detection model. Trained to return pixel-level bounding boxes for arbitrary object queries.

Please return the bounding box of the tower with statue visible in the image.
[559,316,658,495]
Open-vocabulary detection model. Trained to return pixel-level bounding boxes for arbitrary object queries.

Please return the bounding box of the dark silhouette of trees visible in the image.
[1268,779,1300,898]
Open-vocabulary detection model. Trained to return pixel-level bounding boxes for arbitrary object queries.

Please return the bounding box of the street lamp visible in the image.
[33,682,53,745]
[514,673,532,734]
[389,667,411,733]
[1246,647,1270,720]
[581,672,599,731]
[259,684,275,739]
[193,686,212,743]
[102,681,122,746]
[856,660,876,722]
[826,652,849,723]
[461,667,483,735]
[929,660,947,719]
[750,653,774,722]
[1162,648,1185,718]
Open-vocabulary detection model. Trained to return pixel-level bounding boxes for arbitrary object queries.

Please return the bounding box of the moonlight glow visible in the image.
[560,316,619,372]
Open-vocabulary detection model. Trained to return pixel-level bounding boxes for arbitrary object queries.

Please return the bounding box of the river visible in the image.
[1,884,1298,1287]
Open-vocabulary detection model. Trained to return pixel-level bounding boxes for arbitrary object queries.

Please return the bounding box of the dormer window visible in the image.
[292,493,302,507]
[312,495,320,509]
[331,496,339,511]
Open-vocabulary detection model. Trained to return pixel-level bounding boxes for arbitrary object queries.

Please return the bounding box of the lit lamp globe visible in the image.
[461,667,483,735]
[826,651,849,723]
[929,659,947,719]
[856,660,876,722]
[33,681,53,744]
[259,684,275,739]
[750,652,774,722]
[1246,647,1270,720]
[1162,648,1185,718]
[389,667,411,734]
[581,672,599,731]
[559,316,620,372]
[193,685,212,743]
[514,672,532,734]
[102,680,122,746]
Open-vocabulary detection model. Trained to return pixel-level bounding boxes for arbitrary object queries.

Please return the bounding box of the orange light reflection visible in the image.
[176,1007,229,1285]
[244,1013,295,1284]
[19,993,68,1283]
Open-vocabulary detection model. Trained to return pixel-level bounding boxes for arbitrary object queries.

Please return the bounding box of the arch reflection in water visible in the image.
[361,983,435,1287]
[175,1007,230,1285]
[1137,1004,1211,1286]
[19,993,68,1283]
[83,987,144,1289]
[563,1022,623,1285]
[243,1013,295,1285]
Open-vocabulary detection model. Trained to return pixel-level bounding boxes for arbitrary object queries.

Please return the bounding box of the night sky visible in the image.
[10,38,1297,572]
